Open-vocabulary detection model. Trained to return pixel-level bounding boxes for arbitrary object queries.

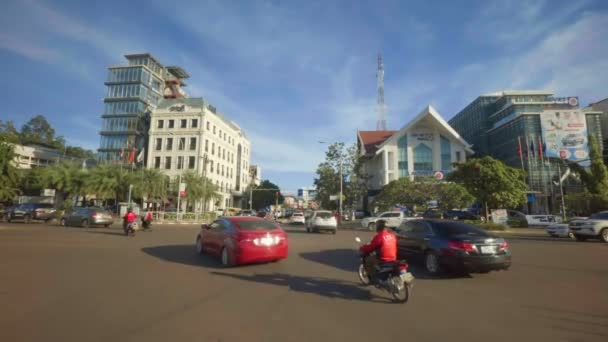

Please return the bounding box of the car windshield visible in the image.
[236,220,278,231]
[316,212,332,219]
[293,213,303,217]
[432,221,489,237]
[589,212,608,220]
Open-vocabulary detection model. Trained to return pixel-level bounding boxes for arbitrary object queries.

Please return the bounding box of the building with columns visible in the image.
[147,98,251,211]
[357,105,473,210]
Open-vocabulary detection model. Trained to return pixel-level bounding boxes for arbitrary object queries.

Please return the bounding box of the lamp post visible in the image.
[319,141,344,224]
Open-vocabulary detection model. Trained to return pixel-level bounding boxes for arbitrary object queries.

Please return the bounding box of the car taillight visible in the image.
[448,241,475,253]
[35,209,44,213]
[498,241,509,251]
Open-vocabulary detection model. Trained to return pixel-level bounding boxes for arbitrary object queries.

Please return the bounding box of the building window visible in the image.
[168,120,174,129]
[218,146,221,158]
[205,139,208,152]
[221,165,224,176]
[213,125,216,134]
[440,135,452,171]
[398,135,408,177]
[413,144,433,172]
[155,138,162,151]
[166,138,173,151]
[189,137,196,150]
[165,156,172,170]
[207,121,210,130]
[154,157,160,169]
[157,120,164,129]
[217,163,220,175]
[455,151,462,162]
[212,143,215,155]
[180,119,187,128]
[222,149,226,160]
[210,161,214,172]
[178,137,186,150]
[188,156,196,169]
[177,156,184,170]
[192,119,198,128]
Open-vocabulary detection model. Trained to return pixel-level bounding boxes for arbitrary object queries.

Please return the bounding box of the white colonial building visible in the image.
[357,106,474,206]
[147,98,252,211]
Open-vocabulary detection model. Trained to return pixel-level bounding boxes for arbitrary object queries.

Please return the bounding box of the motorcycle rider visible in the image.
[142,208,153,230]
[359,219,398,284]
[123,208,137,230]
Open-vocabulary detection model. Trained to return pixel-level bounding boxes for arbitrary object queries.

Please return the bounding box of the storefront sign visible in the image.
[546,96,579,106]
[411,133,433,141]
[169,104,186,112]
[540,109,589,165]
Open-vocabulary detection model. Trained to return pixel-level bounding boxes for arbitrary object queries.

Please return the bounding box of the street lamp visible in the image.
[319,141,343,223]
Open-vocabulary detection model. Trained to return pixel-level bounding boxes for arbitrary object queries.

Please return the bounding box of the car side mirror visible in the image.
[201,224,210,230]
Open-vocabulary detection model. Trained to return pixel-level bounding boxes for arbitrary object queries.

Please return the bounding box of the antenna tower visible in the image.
[376,53,387,130]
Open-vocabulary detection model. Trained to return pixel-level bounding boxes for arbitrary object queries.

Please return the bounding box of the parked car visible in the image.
[562,133,585,147]
[395,219,511,275]
[289,212,306,224]
[568,211,608,243]
[195,216,288,266]
[306,210,337,234]
[237,209,257,217]
[361,211,414,230]
[546,223,574,239]
[5,203,56,223]
[61,207,114,228]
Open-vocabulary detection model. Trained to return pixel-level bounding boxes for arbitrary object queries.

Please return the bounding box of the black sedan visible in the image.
[395,219,511,275]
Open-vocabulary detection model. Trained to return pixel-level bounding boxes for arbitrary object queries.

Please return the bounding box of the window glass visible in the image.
[166,138,173,151]
[178,138,185,150]
[165,157,172,169]
[154,157,160,169]
[236,220,279,231]
[180,119,187,128]
[192,119,198,128]
[190,137,196,150]
[168,120,174,129]
[188,156,195,169]
[432,222,489,237]
[414,144,433,172]
[177,156,184,169]
[158,120,164,129]
[440,135,451,171]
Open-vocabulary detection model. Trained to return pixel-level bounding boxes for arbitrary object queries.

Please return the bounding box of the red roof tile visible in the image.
[359,130,397,154]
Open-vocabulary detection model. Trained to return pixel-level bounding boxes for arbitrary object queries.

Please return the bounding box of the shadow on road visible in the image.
[85,230,126,236]
[299,249,358,272]
[141,244,222,268]
[211,271,388,302]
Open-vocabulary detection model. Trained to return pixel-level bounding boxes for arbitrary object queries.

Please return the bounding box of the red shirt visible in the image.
[124,212,137,223]
[360,229,398,262]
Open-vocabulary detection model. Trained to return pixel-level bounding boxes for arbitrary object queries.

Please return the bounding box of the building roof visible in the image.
[166,66,190,79]
[124,53,163,66]
[483,90,553,97]
[358,130,398,155]
[376,105,474,154]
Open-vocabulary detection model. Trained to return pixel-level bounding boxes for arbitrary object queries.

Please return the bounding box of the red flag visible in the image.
[119,148,124,160]
[538,136,544,160]
[128,148,135,163]
[517,136,523,159]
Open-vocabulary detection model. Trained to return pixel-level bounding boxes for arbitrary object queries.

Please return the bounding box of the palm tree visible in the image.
[131,168,169,209]
[0,140,19,201]
[181,171,221,212]
[40,161,85,202]
[85,164,131,204]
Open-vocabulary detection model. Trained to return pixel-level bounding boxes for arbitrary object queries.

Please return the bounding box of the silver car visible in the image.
[306,210,337,234]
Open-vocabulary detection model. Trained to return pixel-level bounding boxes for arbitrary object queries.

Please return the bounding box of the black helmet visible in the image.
[127,207,133,212]
[376,219,387,232]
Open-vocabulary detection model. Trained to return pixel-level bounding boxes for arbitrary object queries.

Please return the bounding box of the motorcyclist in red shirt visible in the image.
[359,220,398,283]
[123,208,137,229]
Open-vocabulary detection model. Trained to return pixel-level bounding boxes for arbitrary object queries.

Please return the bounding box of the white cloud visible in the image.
[0,32,62,62]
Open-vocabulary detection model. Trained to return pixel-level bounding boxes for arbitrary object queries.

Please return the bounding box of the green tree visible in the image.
[435,182,475,211]
[251,180,283,210]
[448,156,528,219]
[0,120,20,143]
[0,139,20,202]
[20,115,60,147]
[85,164,131,203]
[180,171,221,211]
[131,168,169,207]
[314,142,367,210]
[371,178,434,212]
[40,162,85,202]
[568,136,608,212]
[65,146,96,159]
[18,167,46,196]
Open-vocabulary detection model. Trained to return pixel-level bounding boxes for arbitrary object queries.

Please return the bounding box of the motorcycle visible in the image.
[141,217,152,230]
[123,219,140,236]
[355,237,414,303]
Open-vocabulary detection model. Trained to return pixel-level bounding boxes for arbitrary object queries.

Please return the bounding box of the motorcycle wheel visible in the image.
[358,264,371,285]
[389,276,410,303]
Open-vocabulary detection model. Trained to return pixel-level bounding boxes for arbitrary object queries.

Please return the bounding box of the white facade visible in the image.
[249,165,262,186]
[147,98,251,211]
[359,105,473,191]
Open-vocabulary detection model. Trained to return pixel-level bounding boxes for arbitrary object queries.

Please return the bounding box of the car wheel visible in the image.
[81,220,90,228]
[574,234,587,241]
[195,236,205,255]
[306,226,311,233]
[424,251,441,275]
[600,228,608,243]
[60,218,66,227]
[24,215,32,224]
[221,247,233,267]
[567,231,575,240]
[331,229,337,235]
[368,222,375,231]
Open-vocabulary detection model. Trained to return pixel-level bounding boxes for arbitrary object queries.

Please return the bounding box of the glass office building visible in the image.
[98,53,188,163]
[449,91,606,214]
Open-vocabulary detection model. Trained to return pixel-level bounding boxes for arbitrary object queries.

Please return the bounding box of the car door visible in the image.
[71,209,87,226]
[395,221,416,255]
[207,221,228,256]
[400,220,431,255]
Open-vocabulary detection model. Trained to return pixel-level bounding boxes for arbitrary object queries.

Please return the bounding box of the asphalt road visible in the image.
[1,222,607,342]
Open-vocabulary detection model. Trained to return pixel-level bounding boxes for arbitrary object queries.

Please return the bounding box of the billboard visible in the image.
[540,109,589,165]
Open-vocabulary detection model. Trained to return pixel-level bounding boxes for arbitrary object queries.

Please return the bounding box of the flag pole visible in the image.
[537,135,548,214]
[517,136,527,185]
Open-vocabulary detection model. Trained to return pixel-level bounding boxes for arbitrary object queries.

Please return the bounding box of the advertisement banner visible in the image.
[491,209,508,225]
[540,110,589,165]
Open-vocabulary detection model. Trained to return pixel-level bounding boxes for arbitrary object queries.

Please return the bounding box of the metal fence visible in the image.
[150,211,217,223]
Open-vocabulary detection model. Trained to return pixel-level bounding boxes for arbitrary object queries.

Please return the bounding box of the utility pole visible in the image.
[558,163,566,220]
[176,173,182,221]
[376,53,387,130]
[339,157,343,224]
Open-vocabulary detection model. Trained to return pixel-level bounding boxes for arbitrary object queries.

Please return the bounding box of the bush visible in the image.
[464,220,506,231]
[507,217,528,228]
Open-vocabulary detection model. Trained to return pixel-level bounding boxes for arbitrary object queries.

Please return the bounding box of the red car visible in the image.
[195,216,289,266]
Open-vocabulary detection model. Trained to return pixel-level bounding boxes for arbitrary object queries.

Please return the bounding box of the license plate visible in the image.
[480,246,495,254]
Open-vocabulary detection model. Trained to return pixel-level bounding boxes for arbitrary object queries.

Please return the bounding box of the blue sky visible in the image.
[1,0,607,194]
